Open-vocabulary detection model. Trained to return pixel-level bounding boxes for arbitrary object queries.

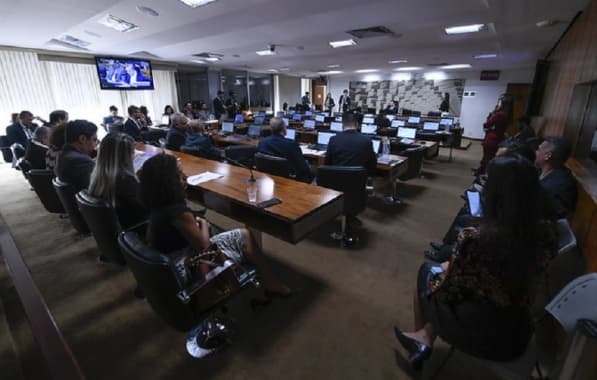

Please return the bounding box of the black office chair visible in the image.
[16,158,32,179]
[52,178,90,235]
[316,166,368,246]
[27,170,66,214]
[76,190,126,265]
[10,143,25,169]
[0,136,13,163]
[118,230,259,358]
[254,152,291,178]
[386,146,427,204]
[224,145,258,168]
[180,145,222,162]
[142,129,168,146]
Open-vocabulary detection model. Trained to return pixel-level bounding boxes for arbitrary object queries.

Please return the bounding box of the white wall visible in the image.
[276,75,302,112]
[327,68,536,138]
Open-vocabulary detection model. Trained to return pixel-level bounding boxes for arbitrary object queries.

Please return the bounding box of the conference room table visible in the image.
[136,143,344,245]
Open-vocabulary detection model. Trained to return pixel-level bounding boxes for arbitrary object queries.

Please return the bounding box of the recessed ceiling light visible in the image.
[389,60,408,64]
[179,0,218,8]
[136,6,159,17]
[191,59,206,64]
[440,64,472,69]
[267,69,278,72]
[318,70,343,75]
[355,69,378,73]
[473,53,497,59]
[97,14,139,33]
[445,24,485,35]
[204,57,221,62]
[256,50,276,56]
[327,64,340,68]
[424,71,447,80]
[57,35,90,48]
[395,67,423,71]
[329,39,357,48]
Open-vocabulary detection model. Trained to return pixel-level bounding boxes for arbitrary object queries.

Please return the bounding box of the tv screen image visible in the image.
[95,57,154,90]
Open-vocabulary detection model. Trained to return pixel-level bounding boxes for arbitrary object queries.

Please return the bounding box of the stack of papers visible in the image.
[187,172,224,186]
[301,147,325,156]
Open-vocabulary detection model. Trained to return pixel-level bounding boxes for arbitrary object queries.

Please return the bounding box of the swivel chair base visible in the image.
[330,232,358,247]
[186,317,233,358]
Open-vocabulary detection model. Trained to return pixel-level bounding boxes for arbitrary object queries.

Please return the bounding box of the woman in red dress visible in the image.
[478,94,512,175]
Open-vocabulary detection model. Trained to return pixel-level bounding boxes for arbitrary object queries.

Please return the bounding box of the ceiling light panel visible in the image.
[389,60,408,64]
[445,24,485,35]
[395,67,423,71]
[191,59,206,64]
[327,64,340,68]
[256,50,276,56]
[440,64,472,69]
[355,69,378,73]
[97,14,139,33]
[179,0,218,8]
[329,39,357,48]
[473,53,497,59]
[318,70,343,75]
[204,57,221,61]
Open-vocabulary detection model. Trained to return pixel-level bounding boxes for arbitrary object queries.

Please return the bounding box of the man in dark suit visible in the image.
[123,105,146,141]
[338,89,351,113]
[213,91,226,120]
[257,117,313,183]
[325,112,376,175]
[384,101,399,115]
[225,92,238,119]
[55,120,98,192]
[6,110,36,149]
[24,126,49,169]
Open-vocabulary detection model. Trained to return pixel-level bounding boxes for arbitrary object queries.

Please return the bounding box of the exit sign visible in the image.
[480,70,500,80]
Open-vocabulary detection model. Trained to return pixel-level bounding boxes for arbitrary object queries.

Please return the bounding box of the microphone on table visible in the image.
[223,157,256,183]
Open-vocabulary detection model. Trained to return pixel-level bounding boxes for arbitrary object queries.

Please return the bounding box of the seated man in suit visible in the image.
[123,105,147,141]
[102,105,124,130]
[47,110,69,129]
[25,126,49,169]
[166,112,189,151]
[257,117,314,183]
[55,120,98,193]
[325,112,376,175]
[6,110,36,149]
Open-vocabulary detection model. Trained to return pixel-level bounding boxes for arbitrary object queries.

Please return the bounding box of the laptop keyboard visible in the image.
[308,143,328,151]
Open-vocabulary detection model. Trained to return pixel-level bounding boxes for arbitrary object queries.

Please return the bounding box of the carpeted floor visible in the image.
[0,142,539,379]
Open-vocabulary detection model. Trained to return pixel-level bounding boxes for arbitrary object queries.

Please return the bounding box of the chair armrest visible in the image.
[177,261,236,303]
[126,220,149,235]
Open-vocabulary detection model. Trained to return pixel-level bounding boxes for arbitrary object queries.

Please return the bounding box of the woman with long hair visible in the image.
[138,153,291,296]
[477,94,513,175]
[88,133,147,229]
[395,154,556,369]
[45,123,66,170]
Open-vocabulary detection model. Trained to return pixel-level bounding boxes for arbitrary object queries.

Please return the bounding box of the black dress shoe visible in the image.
[394,327,432,370]
[429,241,444,251]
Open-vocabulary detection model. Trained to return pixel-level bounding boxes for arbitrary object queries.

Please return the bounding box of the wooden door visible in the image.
[313,85,325,108]
[505,83,531,136]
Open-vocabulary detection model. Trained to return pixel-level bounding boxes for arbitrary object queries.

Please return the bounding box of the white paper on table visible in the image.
[301,147,325,156]
[134,149,145,155]
[133,152,150,172]
[187,171,224,186]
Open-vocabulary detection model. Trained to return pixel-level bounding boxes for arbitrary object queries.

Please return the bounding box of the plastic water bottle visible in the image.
[382,136,390,158]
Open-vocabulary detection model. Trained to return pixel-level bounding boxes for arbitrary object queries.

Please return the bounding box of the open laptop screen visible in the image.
[407,116,421,124]
[423,121,440,131]
[234,114,244,123]
[276,111,285,117]
[292,113,302,121]
[317,131,336,145]
[222,122,234,133]
[330,121,343,132]
[248,125,261,137]
[371,139,381,154]
[397,127,417,139]
[362,117,374,125]
[305,111,313,116]
[160,115,170,125]
[303,119,316,130]
[254,116,265,125]
[440,118,453,126]
[361,124,377,134]
[282,118,289,127]
[285,128,296,140]
[334,116,342,122]
[315,115,325,123]
[392,119,406,128]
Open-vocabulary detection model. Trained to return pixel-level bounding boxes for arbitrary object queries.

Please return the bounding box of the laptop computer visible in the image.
[363,113,375,118]
[423,121,440,131]
[248,125,261,138]
[254,116,265,125]
[292,113,302,121]
[282,118,289,127]
[330,121,343,132]
[362,116,374,125]
[285,128,296,140]
[234,114,244,124]
[219,122,234,135]
[334,116,342,122]
[391,119,406,128]
[309,131,336,151]
[303,119,316,130]
[397,127,417,144]
[440,118,453,131]
[315,115,325,123]
[305,111,313,116]
[276,111,285,117]
[407,116,421,124]
[160,115,170,125]
[361,124,377,135]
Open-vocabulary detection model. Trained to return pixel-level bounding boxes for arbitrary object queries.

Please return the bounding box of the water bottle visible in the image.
[382,136,390,158]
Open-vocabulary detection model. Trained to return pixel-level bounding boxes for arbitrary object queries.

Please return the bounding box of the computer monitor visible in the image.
[364,113,375,118]
[361,124,377,135]
[254,116,265,125]
[407,116,421,124]
[317,131,336,145]
[285,128,296,140]
[234,114,244,123]
[423,121,440,131]
[257,111,266,117]
[335,116,342,122]
[315,115,325,123]
[248,125,261,137]
[391,119,406,128]
[303,119,316,130]
[305,111,313,116]
[362,117,374,125]
[276,111,285,117]
[330,121,343,132]
[292,113,302,121]
[282,118,289,127]
[320,112,329,117]
[222,122,234,133]
[371,139,381,154]
[440,118,453,126]
[397,127,417,139]
[385,114,395,121]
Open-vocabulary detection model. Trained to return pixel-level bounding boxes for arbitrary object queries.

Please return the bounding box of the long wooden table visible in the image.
[137,144,344,244]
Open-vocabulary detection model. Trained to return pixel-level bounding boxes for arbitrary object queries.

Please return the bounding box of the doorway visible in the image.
[505,83,531,136]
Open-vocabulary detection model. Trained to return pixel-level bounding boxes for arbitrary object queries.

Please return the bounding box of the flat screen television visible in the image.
[95,56,154,90]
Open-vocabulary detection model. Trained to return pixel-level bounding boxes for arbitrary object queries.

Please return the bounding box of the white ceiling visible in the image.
[0,0,590,76]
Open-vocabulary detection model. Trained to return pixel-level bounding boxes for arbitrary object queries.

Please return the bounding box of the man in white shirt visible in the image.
[338,89,351,113]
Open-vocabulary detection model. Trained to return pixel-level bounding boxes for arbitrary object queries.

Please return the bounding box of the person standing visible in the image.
[225,92,238,119]
[324,93,335,113]
[213,91,226,120]
[301,92,311,108]
[439,93,450,113]
[338,89,351,113]
[477,94,512,175]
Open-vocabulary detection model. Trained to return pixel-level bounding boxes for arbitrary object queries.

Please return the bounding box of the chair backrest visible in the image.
[108,124,123,134]
[317,165,367,216]
[399,146,426,181]
[10,143,25,168]
[76,191,125,265]
[16,158,32,178]
[141,129,167,145]
[52,177,90,234]
[180,145,222,161]
[545,273,597,334]
[27,170,65,214]
[556,218,577,256]
[224,145,258,168]
[0,135,13,163]
[254,152,291,178]
[118,231,197,331]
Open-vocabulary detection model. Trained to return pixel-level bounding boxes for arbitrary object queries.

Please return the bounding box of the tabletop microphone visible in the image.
[223,157,256,182]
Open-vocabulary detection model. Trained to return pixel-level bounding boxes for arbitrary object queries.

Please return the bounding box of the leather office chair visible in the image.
[180,145,222,162]
[0,136,13,163]
[16,158,32,179]
[10,143,25,169]
[224,145,258,168]
[108,124,123,134]
[386,146,427,204]
[254,152,291,178]
[27,170,66,214]
[52,177,90,235]
[316,165,368,246]
[141,129,167,146]
[118,230,259,358]
[76,190,126,265]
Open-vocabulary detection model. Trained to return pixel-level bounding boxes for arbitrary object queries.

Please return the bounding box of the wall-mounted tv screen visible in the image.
[95,57,154,90]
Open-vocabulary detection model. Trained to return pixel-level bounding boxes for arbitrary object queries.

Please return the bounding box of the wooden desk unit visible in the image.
[137,144,344,244]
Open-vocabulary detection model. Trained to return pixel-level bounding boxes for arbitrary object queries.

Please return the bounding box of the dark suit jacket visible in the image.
[55,144,95,193]
[258,134,313,182]
[540,168,578,218]
[325,130,376,174]
[338,95,351,112]
[25,141,48,170]
[166,127,187,151]
[123,119,142,141]
[6,123,31,148]
[213,97,226,119]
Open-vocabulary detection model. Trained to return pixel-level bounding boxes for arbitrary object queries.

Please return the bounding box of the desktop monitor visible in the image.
[440,118,453,126]
[276,111,285,117]
[305,111,313,116]
[248,125,261,137]
[292,113,302,121]
[423,121,440,131]
[330,121,343,132]
[385,114,395,121]
[334,116,342,122]
[397,127,417,139]
[234,114,244,123]
[392,119,406,128]
[371,139,381,154]
[282,118,289,127]
[222,122,234,133]
[362,117,374,125]
[364,113,375,118]
[285,128,296,140]
[315,115,325,123]
[317,131,336,145]
[257,111,266,117]
[320,112,329,117]
[254,116,265,125]
[361,124,377,135]
[303,119,316,130]
[407,116,421,124]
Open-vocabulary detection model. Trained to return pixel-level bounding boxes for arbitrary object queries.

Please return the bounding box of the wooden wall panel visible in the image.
[541,0,597,136]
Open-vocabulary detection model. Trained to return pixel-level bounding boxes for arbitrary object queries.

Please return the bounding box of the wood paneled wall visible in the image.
[541,0,597,136]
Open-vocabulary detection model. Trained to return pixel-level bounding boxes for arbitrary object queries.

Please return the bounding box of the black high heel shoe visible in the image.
[394,327,432,370]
